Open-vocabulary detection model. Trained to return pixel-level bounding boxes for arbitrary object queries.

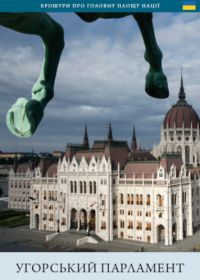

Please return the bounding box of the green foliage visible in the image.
[0,188,3,197]
[0,210,29,227]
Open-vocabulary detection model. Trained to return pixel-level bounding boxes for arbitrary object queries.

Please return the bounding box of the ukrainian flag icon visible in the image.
[182,1,197,10]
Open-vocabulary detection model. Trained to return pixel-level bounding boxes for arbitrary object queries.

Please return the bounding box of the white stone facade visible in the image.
[28,155,199,246]
[153,124,200,166]
[8,168,32,210]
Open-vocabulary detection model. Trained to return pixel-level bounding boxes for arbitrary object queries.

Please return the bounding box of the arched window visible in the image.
[136,194,139,205]
[146,222,151,231]
[80,181,83,193]
[128,221,133,229]
[177,146,182,152]
[74,181,77,193]
[84,181,87,193]
[93,181,96,194]
[120,194,124,204]
[61,218,66,226]
[140,194,143,205]
[127,194,130,204]
[89,181,92,194]
[157,194,163,207]
[131,194,134,205]
[101,221,106,230]
[70,181,73,193]
[146,194,151,206]
[136,221,142,230]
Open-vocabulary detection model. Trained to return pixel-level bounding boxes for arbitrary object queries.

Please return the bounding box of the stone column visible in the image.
[179,180,183,240]
[87,212,90,232]
[77,213,80,231]
[165,185,172,246]
[187,181,193,236]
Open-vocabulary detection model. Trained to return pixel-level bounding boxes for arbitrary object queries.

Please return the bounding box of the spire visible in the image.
[179,67,186,101]
[131,125,138,151]
[107,122,113,142]
[31,149,34,170]
[13,152,18,173]
[83,125,89,149]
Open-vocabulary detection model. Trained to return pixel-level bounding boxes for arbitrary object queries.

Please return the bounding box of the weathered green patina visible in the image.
[0,13,169,137]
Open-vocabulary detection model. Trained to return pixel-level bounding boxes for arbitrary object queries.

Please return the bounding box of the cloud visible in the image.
[0,13,200,152]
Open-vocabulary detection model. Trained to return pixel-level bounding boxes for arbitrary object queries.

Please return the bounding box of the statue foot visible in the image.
[32,81,54,106]
[6,98,44,137]
[145,71,169,99]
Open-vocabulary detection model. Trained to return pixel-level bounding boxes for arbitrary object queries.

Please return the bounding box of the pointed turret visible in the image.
[131,125,138,152]
[107,122,113,142]
[83,125,89,149]
[178,68,186,101]
[31,149,35,171]
[13,152,18,173]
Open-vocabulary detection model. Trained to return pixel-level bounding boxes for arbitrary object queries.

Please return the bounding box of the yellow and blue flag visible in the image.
[182,1,197,10]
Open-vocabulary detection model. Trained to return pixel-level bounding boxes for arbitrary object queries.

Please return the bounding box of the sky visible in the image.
[1,13,200,153]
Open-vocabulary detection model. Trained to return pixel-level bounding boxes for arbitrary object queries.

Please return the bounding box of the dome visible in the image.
[163,76,200,129]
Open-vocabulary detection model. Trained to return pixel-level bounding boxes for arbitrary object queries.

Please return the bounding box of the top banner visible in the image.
[0,0,199,12]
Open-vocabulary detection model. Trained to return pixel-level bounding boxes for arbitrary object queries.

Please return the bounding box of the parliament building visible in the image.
[8,76,200,246]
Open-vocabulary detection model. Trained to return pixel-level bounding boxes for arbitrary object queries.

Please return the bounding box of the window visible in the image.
[74,181,77,193]
[136,221,142,230]
[146,211,151,217]
[101,221,106,230]
[93,181,96,194]
[146,195,151,206]
[137,210,142,216]
[128,210,133,216]
[120,220,124,228]
[43,214,47,221]
[70,181,73,193]
[172,193,177,206]
[80,181,83,193]
[157,194,163,207]
[49,214,53,221]
[146,222,151,231]
[120,194,124,204]
[127,194,130,204]
[89,182,92,194]
[182,192,187,204]
[136,194,139,205]
[131,194,134,205]
[140,194,143,205]
[61,218,66,226]
[84,181,87,193]
[128,221,133,229]
[113,220,117,229]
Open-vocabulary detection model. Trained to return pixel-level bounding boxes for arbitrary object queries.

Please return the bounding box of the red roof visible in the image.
[124,162,159,178]
[164,101,200,129]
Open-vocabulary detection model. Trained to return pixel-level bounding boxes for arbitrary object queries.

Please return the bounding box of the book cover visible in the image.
[0,1,199,279]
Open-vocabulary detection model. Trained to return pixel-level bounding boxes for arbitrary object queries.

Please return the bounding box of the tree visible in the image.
[0,188,3,197]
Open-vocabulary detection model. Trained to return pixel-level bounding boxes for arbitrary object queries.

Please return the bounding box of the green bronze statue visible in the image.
[0,13,169,137]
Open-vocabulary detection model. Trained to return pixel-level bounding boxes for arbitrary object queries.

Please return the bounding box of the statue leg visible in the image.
[133,13,169,99]
[0,13,64,137]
